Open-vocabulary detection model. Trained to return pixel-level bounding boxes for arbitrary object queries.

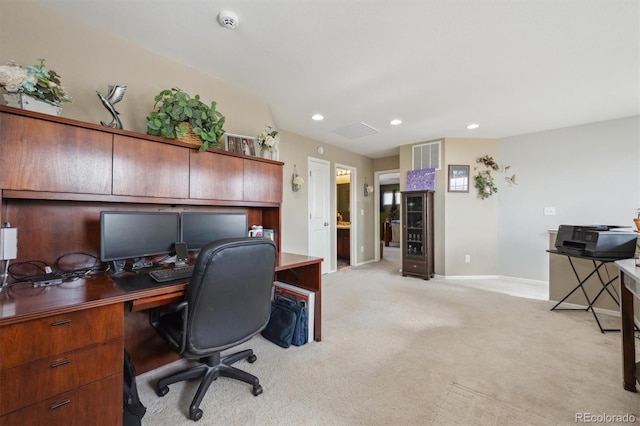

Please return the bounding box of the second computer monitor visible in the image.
[180,212,248,251]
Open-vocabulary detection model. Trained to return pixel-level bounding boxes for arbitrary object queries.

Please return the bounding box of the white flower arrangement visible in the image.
[0,59,71,106]
[256,125,279,151]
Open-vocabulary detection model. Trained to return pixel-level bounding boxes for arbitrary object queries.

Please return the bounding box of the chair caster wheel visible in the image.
[190,408,203,421]
[252,384,263,396]
[155,385,169,397]
[247,354,257,363]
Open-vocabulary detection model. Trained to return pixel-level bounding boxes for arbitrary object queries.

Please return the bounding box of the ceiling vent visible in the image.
[333,122,380,139]
[218,11,239,29]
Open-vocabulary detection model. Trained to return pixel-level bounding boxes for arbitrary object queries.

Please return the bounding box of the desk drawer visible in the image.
[0,338,123,416]
[0,373,122,426]
[0,304,123,369]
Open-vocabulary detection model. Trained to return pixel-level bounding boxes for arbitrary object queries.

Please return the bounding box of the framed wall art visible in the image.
[448,164,469,192]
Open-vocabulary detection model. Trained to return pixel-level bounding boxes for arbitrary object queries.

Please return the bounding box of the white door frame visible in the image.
[335,163,357,267]
[374,169,399,261]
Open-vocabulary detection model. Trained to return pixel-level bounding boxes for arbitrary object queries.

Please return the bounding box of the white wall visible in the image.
[498,116,640,281]
[1,1,377,268]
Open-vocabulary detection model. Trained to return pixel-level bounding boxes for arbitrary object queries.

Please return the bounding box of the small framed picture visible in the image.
[448,164,469,192]
[225,134,256,156]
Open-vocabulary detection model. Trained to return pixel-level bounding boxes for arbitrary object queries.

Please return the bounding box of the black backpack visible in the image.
[124,349,146,426]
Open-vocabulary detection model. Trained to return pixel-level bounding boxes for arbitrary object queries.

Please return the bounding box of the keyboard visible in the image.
[149,265,195,283]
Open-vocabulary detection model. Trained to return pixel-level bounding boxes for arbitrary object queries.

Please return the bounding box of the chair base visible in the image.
[155,349,262,421]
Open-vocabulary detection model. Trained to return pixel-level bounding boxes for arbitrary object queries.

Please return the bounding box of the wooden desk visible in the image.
[0,252,321,423]
[615,259,640,392]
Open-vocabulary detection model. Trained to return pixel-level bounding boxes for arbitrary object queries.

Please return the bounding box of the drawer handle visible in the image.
[50,399,71,410]
[50,358,71,368]
[51,319,71,326]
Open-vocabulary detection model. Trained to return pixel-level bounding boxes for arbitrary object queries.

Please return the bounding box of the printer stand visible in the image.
[548,250,624,333]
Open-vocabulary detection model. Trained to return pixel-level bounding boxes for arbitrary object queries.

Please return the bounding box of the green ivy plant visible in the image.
[473,155,501,199]
[146,88,226,151]
[474,170,498,199]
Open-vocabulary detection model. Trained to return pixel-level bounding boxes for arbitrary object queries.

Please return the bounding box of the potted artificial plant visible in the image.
[146,88,226,151]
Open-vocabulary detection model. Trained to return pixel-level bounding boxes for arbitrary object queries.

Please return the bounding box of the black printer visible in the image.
[555,225,638,258]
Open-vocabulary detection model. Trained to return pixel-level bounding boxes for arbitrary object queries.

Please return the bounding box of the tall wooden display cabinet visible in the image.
[401,190,435,279]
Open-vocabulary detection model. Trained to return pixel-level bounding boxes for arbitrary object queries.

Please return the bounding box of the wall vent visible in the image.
[412,140,441,171]
[333,122,380,139]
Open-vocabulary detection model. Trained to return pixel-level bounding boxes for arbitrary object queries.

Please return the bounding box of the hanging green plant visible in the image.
[472,155,516,199]
[474,170,498,199]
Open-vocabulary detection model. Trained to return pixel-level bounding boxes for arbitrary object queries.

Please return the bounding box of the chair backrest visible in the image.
[184,237,277,356]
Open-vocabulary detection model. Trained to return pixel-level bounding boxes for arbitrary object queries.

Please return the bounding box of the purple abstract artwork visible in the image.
[407,168,436,191]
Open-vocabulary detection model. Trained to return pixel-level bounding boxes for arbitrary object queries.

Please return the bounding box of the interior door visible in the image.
[308,157,330,274]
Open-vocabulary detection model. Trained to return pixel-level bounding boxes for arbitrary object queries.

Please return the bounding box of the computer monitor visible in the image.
[100,211,180,262]
[180,212,248,251]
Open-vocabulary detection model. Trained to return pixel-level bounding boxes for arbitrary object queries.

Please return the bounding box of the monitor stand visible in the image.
[128,257,154,271]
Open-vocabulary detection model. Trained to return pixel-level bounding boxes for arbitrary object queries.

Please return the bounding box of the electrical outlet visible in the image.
[543,207,556,216]
[465,255,471,263]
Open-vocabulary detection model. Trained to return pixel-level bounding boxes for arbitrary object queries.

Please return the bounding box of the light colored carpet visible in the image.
[136,248,640,425]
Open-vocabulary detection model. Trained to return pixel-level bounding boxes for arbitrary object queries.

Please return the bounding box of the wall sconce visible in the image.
[292,165,304,192]
[364,177,373,197]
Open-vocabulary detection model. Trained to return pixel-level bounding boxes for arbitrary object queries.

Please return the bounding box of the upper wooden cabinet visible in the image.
[0,113,112,194]
[113,135,190,198]
[244,160,283,204]
[0,107,283,205]
[190,150,244,201]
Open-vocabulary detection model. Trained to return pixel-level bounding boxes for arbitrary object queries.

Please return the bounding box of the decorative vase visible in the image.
[261,147,272,159]
[272,146,279,161]
[1,93,62,116]
[483,186,491,194]
[634,218,640,232]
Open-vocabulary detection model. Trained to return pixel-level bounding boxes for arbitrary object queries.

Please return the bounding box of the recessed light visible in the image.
[311,114,324,121]
[390,119,402,126]
[466,123,479,130]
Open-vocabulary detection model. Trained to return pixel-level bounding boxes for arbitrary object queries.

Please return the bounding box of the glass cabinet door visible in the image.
[405,193,424,259]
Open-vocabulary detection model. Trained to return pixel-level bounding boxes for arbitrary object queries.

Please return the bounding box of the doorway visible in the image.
[374,170,400,265]
[336,164,356,269]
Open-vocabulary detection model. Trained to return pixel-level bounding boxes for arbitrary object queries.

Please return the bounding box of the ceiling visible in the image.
[35,0,639,159]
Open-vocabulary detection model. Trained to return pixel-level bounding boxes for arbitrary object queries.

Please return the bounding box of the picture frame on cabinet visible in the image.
[448,164,469,192]
[225,133,257,156]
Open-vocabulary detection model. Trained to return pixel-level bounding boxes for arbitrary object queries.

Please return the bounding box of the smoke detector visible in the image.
[218,11,239,29]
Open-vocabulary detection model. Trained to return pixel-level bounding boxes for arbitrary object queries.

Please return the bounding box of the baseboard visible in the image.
[442,275,500,280]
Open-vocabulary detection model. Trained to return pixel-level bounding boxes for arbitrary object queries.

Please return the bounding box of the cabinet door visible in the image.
[403,192,426,261]
[113,135,190,198]
[0,113,112,194]
[190,151,243,201]
[244,160,283,203]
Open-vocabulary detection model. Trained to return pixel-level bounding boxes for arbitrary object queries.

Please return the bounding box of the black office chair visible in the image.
[149,237,277,421]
